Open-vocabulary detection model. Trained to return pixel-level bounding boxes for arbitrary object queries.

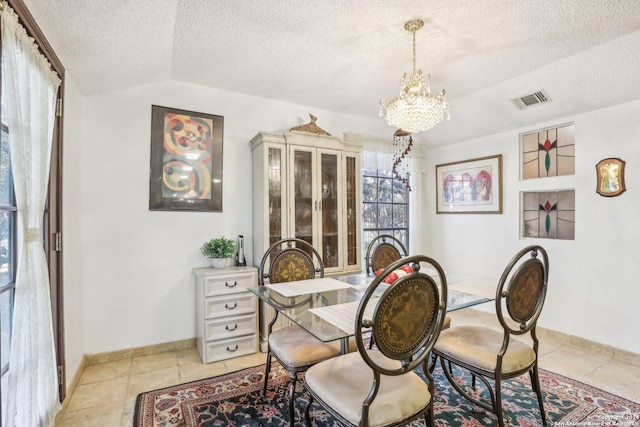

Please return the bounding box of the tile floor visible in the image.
[54,309,640,426]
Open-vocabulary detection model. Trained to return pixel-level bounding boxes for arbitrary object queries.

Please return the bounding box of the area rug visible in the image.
[134,362,640,427]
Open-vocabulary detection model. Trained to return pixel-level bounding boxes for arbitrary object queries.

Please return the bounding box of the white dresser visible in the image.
[193,266,258,363]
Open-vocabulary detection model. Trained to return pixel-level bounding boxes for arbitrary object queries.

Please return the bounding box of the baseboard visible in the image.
[61,338,197,409]
[59,354,87,415]
[464,308,640,367]
[83,337,196,365]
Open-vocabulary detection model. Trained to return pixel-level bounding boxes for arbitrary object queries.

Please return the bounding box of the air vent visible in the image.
[512,90,551,110]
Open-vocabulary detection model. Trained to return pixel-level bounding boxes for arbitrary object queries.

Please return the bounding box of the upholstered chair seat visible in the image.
[268,325,356,368]
[305,350,431,427]
[435,326,535,373]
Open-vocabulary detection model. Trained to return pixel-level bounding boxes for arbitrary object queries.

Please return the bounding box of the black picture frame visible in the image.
[149,105,224,211]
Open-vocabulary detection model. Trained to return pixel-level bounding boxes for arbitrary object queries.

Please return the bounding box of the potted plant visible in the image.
[200,237,236,268]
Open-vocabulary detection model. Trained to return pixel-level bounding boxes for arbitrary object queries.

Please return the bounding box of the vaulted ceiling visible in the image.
[23,0,640,146]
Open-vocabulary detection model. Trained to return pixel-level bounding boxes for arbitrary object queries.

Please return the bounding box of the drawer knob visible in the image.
[225,302,237,310]
[225,281,238,288]
[226,324,238,331]
[227,345,239,352]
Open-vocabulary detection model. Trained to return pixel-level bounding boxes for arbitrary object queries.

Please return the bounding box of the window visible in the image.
[361,151,409,256]
[0,94,16,421]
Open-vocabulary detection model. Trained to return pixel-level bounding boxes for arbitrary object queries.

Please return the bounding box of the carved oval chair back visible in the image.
[366,234,451,357]
[258,238,322,286]
[304,255,448,427]
[365,234,408,275]
[258,238,352,427]
[433,245,549,427]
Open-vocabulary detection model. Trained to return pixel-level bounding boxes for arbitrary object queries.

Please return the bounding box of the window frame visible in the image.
[0,120,17,420]
[361,167,410,257]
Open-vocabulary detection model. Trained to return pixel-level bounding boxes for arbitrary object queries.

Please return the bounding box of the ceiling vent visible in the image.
[512,90,551,110]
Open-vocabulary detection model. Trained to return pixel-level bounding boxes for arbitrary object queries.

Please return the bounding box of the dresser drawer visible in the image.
[205,314,256,341]
[204,273,255,297]
[204,293,256,320]
[194,266,258,363]
[202,335,257,363]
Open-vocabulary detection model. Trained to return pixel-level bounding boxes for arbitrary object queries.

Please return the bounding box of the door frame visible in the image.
[5,0,66,401]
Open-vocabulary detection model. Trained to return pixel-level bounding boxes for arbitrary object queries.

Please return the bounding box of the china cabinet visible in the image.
[251,131,362,276]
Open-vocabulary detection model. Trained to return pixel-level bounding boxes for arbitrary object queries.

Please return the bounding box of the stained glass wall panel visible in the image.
[522,190,575,240]
[521,124,575,179]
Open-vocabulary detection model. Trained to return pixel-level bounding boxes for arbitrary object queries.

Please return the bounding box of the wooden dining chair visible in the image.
[365,234,408,275]
[259,238,354,426]
[303,255,448,427]
[433,245,549,427]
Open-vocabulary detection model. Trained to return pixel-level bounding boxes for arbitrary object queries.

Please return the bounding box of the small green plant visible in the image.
[200,237,235,259]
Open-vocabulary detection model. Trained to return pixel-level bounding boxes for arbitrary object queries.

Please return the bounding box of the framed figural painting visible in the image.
[149,105,224,212]
[436,154,503,214]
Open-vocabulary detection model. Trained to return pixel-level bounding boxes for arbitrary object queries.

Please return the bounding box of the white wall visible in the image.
[425,100,640,353]
[62,76,639,388]
[62,79,391,369]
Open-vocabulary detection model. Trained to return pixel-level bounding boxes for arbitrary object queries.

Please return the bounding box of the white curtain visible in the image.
[348,132,428,255]
[1,3,62,427]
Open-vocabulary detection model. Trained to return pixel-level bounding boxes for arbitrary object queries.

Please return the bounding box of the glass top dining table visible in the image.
[248,270,497,344]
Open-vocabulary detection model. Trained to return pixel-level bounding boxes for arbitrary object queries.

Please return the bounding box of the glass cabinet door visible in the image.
[254,133,361,279]
[345,155,358,267]
[290,147,342,270]
[320,152,339,269]
[292,149,314,247]
[268,147,284,248]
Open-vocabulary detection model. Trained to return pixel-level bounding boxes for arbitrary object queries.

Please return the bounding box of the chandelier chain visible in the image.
[411,28,417,75]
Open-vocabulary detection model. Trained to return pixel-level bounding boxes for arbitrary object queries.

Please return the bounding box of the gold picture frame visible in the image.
[436,154,503,214]
[595,157,626,197]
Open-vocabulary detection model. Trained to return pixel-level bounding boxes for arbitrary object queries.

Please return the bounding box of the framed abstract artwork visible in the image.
[595,157,626,197]
[149,105,224,211]
[436,154,502,214]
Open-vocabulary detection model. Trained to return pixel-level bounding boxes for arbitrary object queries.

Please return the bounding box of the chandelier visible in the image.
[380,19,450,133]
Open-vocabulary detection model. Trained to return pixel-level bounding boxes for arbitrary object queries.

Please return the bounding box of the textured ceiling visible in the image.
[22,0,640,146]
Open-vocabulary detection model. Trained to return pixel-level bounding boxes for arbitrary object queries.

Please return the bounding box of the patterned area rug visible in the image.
[134,361,640,427]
